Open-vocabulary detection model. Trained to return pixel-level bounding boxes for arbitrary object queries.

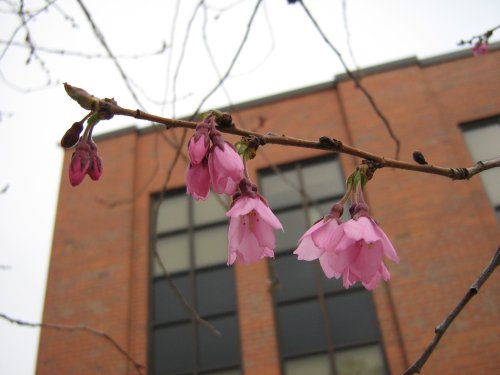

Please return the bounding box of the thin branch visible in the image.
[298,0,401,159]
[74,0,145,109]
[458,24,500,45]
[153,250,221,337]
[0,312,145,375]
[95,99,500,181]
[0,39,168,59]
[403,246,500,375]
[171,0,204,119]
[341,0,360,72]
[0,0,57,61]
[191,0,264,119]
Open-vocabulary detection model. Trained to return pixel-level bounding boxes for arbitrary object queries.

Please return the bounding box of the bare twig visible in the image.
[191,0,264,118]
[298,0,401,159]
[458,24,500,46]
[403,246,500,375]
[0,39,168,59]
[74,0,145,109]
[95,99,500,181]
[341,0,360,73]
[153,251,222,337]
[0,312,145,375]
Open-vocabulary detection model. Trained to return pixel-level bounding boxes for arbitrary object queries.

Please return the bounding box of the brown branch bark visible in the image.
[0,312,145,375]
[96,99,500,180]
[403,246,500,374]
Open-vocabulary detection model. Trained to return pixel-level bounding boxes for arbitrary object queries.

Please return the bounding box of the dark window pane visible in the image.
[273,254,317,302]
[277,300,328,357]
[275,208,307,253]
[196,267,236,316]
[284,353,330,375]
[327,291,381,348]
[260,169,301,210]
[302,158,345,200]
[153,274,192,324]
[153,323,194,374]
[199,315,241,371]
[335,344,386,375]
[194,225,228,268]
[157,194,189,233]
[193,192,228,226]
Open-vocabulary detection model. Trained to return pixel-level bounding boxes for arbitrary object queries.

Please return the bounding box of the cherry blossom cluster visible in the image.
[186,114,283,266]
[294,166,399,290]
[61,115,103,187]
[187,116,398,290]
[185,115,245,199]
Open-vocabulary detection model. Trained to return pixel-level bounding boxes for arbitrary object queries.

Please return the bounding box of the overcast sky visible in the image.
[0,1,499,374]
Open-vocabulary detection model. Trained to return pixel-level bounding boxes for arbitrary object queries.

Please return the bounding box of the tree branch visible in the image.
[0,312,145,375]
[92,98,499,181]
[403,246,500,374]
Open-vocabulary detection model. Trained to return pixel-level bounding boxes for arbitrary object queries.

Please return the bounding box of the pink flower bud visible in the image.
[208,141,244,195]
[87,141,103,181]
[69,141,92,186]
[186,162,211,200]
[188,127,209,165]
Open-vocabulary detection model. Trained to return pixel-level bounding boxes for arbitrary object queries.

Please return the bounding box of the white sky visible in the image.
[0,0,499,374]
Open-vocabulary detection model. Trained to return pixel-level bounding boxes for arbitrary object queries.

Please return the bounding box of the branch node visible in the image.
[450,167,471,180]
[134,109,141,119]
[319,136,342,150]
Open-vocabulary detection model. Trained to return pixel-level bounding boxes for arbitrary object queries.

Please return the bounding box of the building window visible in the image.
[461,117,500,222]
[150,191,241,375]
[259,155,388,375]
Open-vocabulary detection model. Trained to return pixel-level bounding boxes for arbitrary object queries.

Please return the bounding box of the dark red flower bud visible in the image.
[60,122,84,148]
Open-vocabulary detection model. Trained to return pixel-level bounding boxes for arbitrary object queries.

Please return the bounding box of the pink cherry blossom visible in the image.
[321,214,399,290]
[226,195,283,265]
[69,141,92,186]
[294,204,344,262]
[472,41,489,56]
[208,141,244,195]
[186,161,211,200]
[188,125,209,165]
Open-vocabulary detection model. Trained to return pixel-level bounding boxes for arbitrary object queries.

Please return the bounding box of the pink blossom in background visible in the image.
[226,195,283,265]
[209,141,244,195]
[188,126,209,165]
[472,40,489,56]
[69,140,92,186]
[186,162,211,200]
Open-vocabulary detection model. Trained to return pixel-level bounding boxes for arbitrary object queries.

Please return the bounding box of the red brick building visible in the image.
[37,46,500,375]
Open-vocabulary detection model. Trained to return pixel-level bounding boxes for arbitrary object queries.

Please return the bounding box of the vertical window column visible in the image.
[260,155,388,375]
[151,191,241,375]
